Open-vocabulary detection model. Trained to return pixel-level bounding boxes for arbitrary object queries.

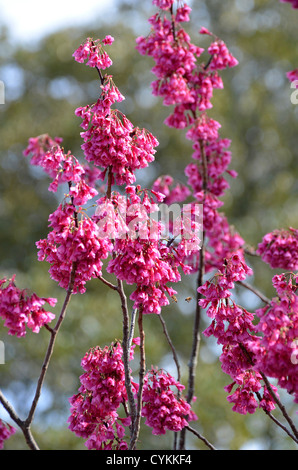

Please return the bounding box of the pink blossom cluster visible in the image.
[72,37,114,69]
[74,46,159,186]
[0,419,16,449]
[256,228,298,271]
[136,2,243,274]
[68,341,138,450]
[68,342,196,446]
[36,204,113,294]
[23,133,63,167]
[152,175,190,205]
[141,367,197,435]
[199,252,279,414]
[224,371,278,415]
[254,273,298,404]
[0,275,56,337]
[287,69,298,88]
[23,134,98,199]
[105,186,198,314]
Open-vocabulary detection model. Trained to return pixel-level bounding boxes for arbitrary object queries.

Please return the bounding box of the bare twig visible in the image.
[239,343,298,443]
[0,262,77,450]
[26,263,77,426]
[97,274,118,291]
[0,389,39,450]
[185,424,217,450]
[159,313,181,384]
[237,280,271,305]
[179,140,207,450]
[260,372,298,442]
[117,279,138,445]
[130,308,145,450]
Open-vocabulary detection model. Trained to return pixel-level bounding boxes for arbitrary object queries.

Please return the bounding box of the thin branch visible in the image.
[117,279,137,445]
[239,343,298,443]
[237,279,271,305]
[0,389,39,450]
[106,165,113,199]
[97,274,118,291]
[179,139,207,450]
[0,262,77,450]
[185,424,217,450]
[95,66,105,86]
[203,54,214,71]
[158,313,182,451]
[159,313,181,384]
[260,372,298,442]
[26,262,77,425]
[130,308,145,450]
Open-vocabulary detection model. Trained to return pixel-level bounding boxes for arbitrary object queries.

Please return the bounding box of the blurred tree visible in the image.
[0,0,297,450]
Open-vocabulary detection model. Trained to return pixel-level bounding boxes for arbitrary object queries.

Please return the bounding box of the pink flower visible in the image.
[207,40,238,71]
[254,273,298,403]
[23,134,63,167]
[73,38,113,70]
[141,368,197,435]
[256,228,298,270]
[78,84,158,186]
[175,5,192,23]
[280,0,298,8]
[0,276,56,337]
[36,205,113,294]
[0,420,16,449]
[199,27,212,35]
[102,35,114,45]
[68,341,137,450]
[287,69,298,84]
[152,0,174,10]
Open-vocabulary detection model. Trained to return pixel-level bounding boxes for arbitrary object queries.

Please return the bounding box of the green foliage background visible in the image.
[0,0,297,450]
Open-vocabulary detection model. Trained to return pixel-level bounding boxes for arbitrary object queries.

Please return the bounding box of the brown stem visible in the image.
[95,65,105,85]
[260,372,298,442]
[97,274,118,291]
[117,280,138,445]
[26,262,77,425]
[239,343,298,443]
[0,390,39,450]
[179,139,207,450]
[129,308,145,450]
[170,4,177,42]
[159,313,181,384]
[237,280,271,305]
[185,424,217,450]
[106,165,113,199]
[0,262,77,450]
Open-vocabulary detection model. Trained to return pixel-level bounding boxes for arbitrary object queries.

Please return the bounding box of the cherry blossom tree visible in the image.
[0,0,297,451]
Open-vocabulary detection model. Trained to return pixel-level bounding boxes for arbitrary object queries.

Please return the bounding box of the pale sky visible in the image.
[0,0,117,43]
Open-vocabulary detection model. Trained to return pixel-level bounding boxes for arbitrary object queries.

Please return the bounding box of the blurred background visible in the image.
[0,0,297,450]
